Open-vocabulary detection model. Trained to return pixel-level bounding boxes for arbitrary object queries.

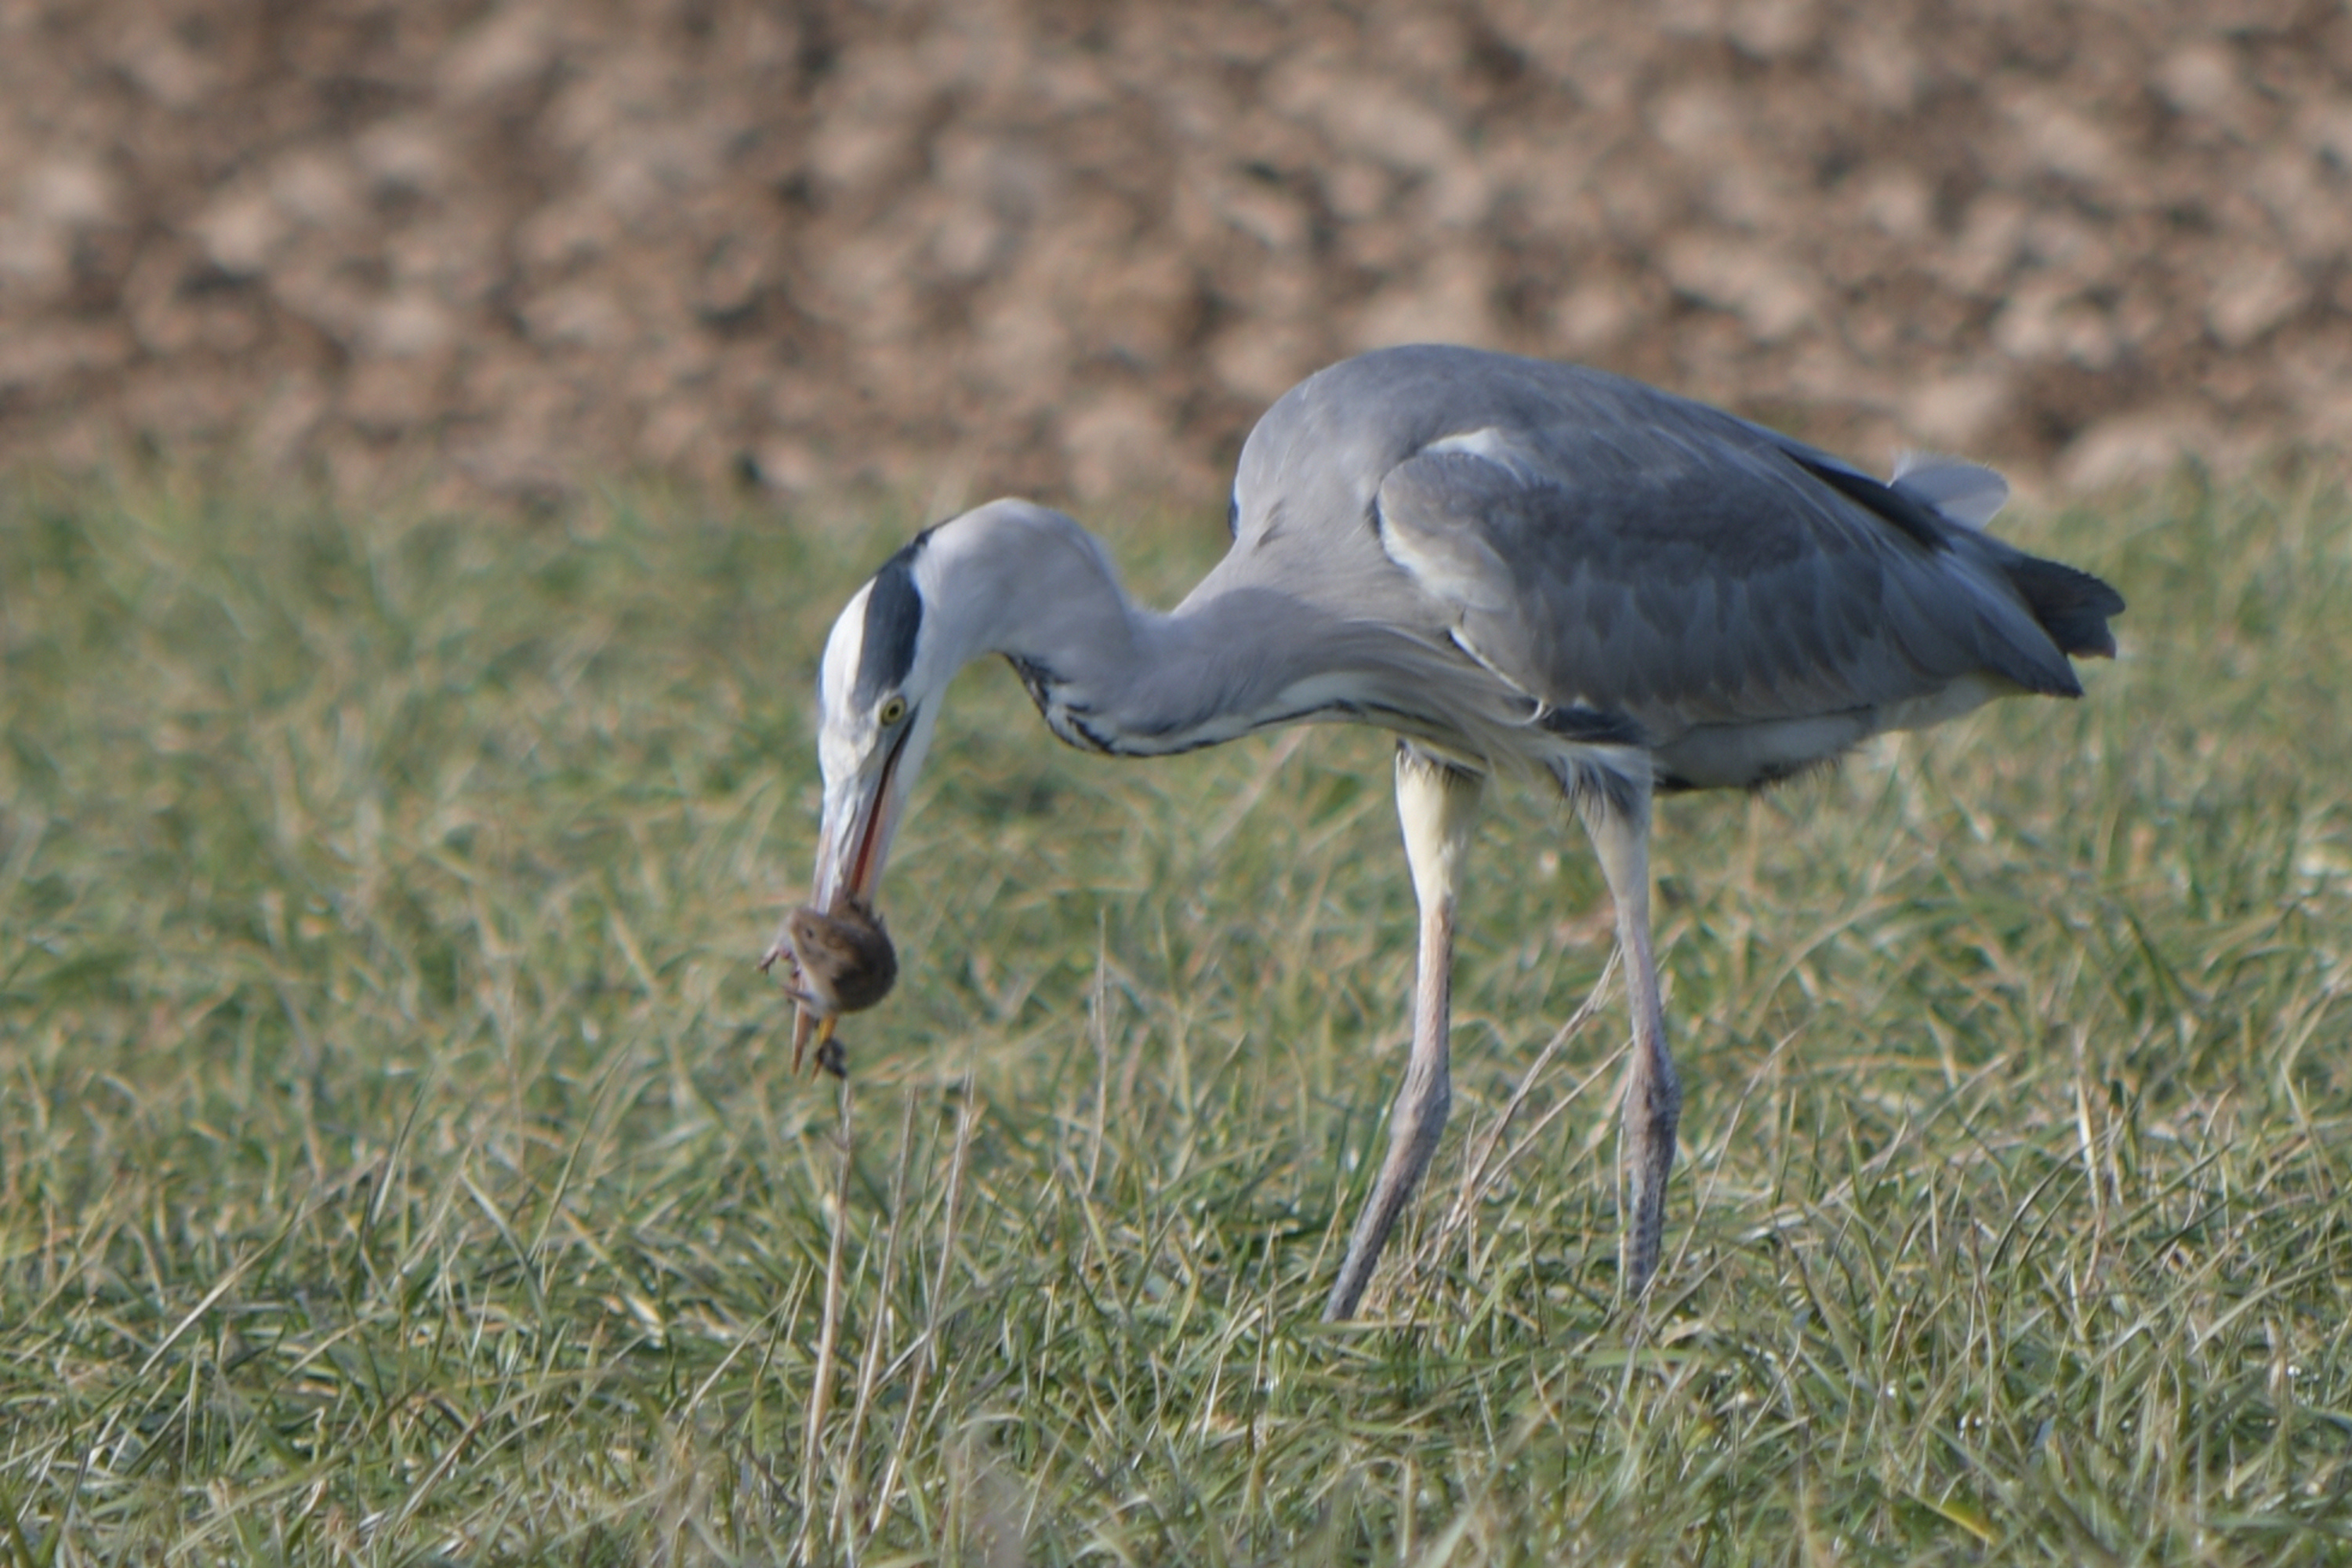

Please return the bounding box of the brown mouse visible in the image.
[768,895,898,1073]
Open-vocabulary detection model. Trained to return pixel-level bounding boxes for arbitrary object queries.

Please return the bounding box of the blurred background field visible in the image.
[2,0,2350,507]
[2,468,2350,1561]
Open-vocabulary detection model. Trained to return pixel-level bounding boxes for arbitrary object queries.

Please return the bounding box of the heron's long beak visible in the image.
[812,722,916,912]
[784,721,919,1062]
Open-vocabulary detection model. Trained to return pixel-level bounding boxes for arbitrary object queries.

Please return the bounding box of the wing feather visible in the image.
[1374,420,2078,738]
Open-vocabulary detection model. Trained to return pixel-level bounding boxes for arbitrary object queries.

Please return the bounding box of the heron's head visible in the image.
[804,500,1116,916]
[808,535,948,917]
[789,501,1124,1058]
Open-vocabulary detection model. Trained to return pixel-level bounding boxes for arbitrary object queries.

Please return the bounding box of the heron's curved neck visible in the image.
[1029,593,1341,756]
[920,504,1367,757]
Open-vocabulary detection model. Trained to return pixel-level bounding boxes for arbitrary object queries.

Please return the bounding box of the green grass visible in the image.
[2,459,2350,1566]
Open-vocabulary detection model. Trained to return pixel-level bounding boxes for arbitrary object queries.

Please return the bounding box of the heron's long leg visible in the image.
[1577,780,1680,1296]
[1324,745,1483,1321]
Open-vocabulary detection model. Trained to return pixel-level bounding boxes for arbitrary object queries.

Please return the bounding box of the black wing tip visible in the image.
[2008,556,2125,662]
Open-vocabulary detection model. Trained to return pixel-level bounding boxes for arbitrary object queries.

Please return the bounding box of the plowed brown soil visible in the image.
[3,0,2347,507]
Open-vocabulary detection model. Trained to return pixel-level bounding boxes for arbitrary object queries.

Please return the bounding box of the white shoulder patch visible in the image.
[1421,426,1546,485]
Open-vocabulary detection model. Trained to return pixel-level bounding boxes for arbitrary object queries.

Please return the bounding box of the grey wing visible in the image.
[1372,422,2082,740]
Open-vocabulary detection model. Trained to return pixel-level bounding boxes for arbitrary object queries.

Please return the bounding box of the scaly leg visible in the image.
[1577,780,1680,1296]
[1324,744,1483,1321]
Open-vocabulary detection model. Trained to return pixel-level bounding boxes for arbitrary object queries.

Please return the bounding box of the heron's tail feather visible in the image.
[2005,554,2125,660]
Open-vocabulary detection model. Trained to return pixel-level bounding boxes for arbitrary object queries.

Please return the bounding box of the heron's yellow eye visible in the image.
[877,695,909,727]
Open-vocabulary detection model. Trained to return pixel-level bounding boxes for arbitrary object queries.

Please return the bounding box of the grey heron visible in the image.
[776,343,2122,1319]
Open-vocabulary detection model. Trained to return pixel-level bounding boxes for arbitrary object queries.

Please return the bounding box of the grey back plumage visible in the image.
[1201,345,2121,771]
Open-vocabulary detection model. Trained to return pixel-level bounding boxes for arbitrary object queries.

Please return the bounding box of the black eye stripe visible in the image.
[855,539,925,708]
